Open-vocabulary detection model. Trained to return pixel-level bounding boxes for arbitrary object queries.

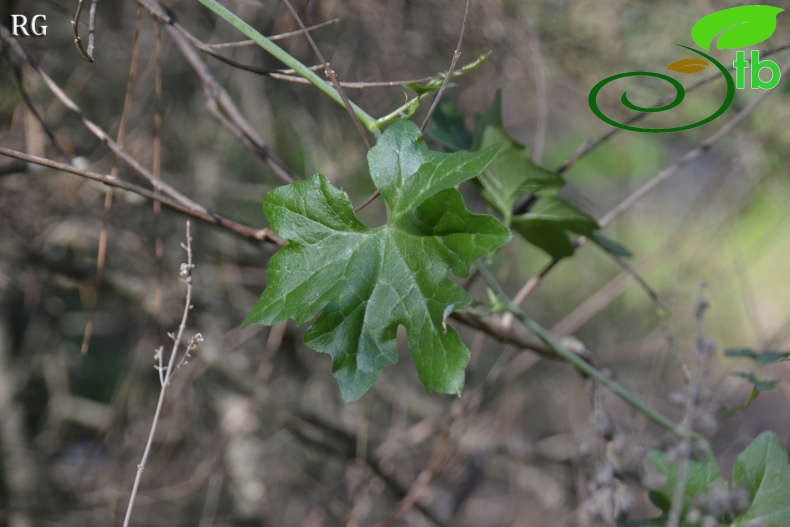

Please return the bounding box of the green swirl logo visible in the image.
[589,5,784,133]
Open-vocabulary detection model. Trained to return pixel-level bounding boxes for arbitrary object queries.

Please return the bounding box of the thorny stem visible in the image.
[476,262,715,461]
[122,222,198,527]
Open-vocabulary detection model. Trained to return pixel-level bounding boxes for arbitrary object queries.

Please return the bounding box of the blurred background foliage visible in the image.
[1,0,789,526]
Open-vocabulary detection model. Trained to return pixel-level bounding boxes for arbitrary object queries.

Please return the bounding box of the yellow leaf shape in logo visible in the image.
[666,58,710,74]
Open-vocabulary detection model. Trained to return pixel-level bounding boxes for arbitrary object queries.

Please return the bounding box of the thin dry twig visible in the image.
[1,47,69,159]
[72,0,99,62]
[200,55,477,90]
[255,70,455,89]
[420,0,471,132]
[0,25,202,210]
[138,0,297,184]
[450,312,556,359]
[379,434,454,527]
[81,5,145,355]
[0,147,285,245]
[353,190,380,213]
[153,18,165,332]
[280,0,373,149]
[206,18,340,48]
[122,221,201,527]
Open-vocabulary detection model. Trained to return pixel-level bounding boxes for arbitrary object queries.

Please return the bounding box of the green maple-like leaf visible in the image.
[244,120,510,401]
[471,93,619,259]
[473,92,564,226]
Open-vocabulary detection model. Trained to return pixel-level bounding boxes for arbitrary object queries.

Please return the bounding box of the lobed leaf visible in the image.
[472,94,626,258]
[244,121,510,401]
[472,93,564,223]
[430,93,630,259]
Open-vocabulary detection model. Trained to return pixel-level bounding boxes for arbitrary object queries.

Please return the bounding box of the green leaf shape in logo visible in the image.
[244,121,510,402]
[666,57,709,74]
[691,5,784,51]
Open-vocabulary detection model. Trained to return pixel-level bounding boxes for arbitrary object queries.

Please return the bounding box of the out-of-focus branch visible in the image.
[196,0,378,132]
[138,0,298,184]
[72,0,99,62]
[0,25,203,211]
[0,147,284,245]
[420,0,470,132]
[280,0,373,148]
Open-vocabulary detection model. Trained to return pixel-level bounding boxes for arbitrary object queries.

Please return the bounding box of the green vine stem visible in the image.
[374,54,490,129]
[198,0,488,134]
[476,262,716,462]
[197,0,378,132]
